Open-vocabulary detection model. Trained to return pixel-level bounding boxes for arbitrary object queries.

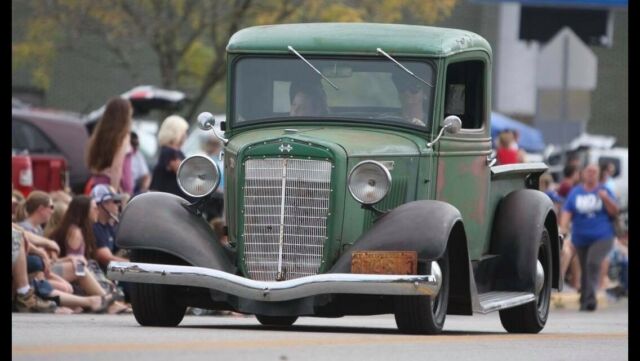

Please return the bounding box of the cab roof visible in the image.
[227,23,491,58]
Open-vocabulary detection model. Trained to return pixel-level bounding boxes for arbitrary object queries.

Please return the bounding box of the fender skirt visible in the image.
[116,192,235,273]
[329,200,463,273]
[489,189,559,292]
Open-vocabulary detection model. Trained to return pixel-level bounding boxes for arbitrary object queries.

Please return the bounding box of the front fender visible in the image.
[116,192,235,273]
[329,200,463,273]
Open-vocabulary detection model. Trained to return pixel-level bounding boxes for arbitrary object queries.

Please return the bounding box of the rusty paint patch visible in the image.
[351,251,417,275]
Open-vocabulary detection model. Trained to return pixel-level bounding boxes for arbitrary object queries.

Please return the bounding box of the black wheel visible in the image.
[255,314,298,327]
[129,250,187,327]
[499,229,552,333]
[394,249,450,334]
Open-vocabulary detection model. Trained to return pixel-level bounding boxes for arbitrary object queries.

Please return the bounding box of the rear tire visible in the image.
[499,229,552,333]
[255,315,298,327]
[129,250,187,327]
[394,249,450,334]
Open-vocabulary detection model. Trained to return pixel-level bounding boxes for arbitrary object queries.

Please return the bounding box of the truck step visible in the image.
[475,291,536,314]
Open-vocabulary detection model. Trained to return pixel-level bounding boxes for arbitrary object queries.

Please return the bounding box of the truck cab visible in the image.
[109,23,561,334]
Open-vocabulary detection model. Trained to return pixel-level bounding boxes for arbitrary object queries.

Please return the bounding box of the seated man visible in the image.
[289,81,329,117]
[391,73,428,127]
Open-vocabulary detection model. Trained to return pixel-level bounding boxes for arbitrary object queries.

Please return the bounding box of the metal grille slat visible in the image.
[243,158,331,281]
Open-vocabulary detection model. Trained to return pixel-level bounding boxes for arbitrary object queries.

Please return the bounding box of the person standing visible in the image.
[559,164,619,311]
[85,97,133,195]
[149,115,190,198]
[129,131,151,195]
[557,163,581,199]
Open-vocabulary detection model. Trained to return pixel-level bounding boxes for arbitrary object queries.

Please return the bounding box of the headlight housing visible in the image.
[176,155,220,198]
[348,160,391,205]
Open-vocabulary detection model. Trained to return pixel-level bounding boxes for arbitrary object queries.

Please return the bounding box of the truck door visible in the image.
[435,59,492,260]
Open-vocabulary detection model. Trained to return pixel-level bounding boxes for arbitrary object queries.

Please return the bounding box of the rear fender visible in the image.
[116,192,235,273]
[489,189,559,292]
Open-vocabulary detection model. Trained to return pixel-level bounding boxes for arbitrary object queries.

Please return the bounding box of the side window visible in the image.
[11,119,60,154]
[444,61,484,129]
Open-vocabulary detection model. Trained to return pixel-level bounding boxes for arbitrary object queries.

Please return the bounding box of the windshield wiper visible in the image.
[287,45,339,90]
[376,48,433,88]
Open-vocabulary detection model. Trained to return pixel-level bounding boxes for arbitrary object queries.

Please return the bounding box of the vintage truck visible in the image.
[108,23,561,334]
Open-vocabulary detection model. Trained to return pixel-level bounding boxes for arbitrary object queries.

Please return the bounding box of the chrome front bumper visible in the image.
[107,261,442,302]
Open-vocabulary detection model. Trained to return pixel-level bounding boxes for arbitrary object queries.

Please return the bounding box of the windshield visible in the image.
[232,57,435,129]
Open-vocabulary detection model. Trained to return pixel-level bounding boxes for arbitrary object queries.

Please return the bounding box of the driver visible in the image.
[392,73,427,127]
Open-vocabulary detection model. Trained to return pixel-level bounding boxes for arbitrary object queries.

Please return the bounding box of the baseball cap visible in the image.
[91,184,123,204]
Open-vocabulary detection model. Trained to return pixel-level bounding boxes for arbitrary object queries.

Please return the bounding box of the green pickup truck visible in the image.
[108,23,562,334]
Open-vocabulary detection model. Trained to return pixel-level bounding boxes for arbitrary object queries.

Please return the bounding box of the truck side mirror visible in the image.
[443,115,462,135]
[197,112,229,145]
[198,112,216,130]
[427,115,462,148]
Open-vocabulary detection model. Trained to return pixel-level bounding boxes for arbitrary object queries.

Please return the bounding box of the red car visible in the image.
[12,105,90,194]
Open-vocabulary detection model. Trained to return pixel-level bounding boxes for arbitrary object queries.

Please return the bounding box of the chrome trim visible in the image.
[107,261,442,302]
[490,162,548,176]
[476,292,536,314]
[347,160,392,205]
[176,155,221,198]
[535,260,545,295]
[276,159,288,280]
[243,158,331,281]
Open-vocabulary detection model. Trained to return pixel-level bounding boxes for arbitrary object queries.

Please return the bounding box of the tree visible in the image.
[13,0,457,122]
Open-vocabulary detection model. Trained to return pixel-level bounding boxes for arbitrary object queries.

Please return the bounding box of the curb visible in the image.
[551,290,609,310]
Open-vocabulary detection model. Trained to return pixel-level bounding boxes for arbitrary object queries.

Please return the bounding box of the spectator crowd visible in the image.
[540,159,628,311]
[12,97,226,314]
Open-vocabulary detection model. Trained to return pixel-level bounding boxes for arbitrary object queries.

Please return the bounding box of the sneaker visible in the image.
[14,288,57,313]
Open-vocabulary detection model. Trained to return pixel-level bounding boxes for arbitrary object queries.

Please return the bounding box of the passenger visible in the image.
[289,81,329,117]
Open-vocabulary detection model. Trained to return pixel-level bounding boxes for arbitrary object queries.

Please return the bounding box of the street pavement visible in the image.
[12,296,628,361]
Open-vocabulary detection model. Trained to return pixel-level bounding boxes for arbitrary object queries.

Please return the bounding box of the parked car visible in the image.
[108,23,561,334]
[12,104,89,194]
[544,134,628,209]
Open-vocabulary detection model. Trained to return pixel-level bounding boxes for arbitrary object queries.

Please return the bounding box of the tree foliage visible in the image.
[13,0,457,121]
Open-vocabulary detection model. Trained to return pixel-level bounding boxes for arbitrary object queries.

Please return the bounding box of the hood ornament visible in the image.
[279,144,293,153]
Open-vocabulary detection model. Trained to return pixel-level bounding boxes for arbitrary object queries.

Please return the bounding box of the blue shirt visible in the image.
[93,221,119,254]
[563,184,617,247]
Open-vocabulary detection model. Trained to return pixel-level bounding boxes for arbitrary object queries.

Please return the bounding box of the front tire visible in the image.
[394,249,450,334]
[255,315,298,327]
[499,229,552,333]
[129,250,187,327]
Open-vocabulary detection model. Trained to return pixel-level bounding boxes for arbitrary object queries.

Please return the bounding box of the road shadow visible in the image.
[178,322,505,336]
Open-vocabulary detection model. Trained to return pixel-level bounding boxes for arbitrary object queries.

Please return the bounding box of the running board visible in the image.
[474,292,536,314]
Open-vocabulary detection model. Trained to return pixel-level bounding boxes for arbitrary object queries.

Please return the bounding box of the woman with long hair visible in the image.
[48,195,130,313]
[85,97,133,194]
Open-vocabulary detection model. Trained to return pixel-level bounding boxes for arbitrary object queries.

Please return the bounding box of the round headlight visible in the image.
[176,155,220,198]
[348,160,391,205]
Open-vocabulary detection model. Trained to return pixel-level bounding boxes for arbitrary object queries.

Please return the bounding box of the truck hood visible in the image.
[226,126,424,157]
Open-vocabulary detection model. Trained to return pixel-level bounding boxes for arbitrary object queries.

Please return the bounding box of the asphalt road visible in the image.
[12,298,628,361]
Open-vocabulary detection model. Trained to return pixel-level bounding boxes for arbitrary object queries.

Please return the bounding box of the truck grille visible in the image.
[242,158,331,281]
